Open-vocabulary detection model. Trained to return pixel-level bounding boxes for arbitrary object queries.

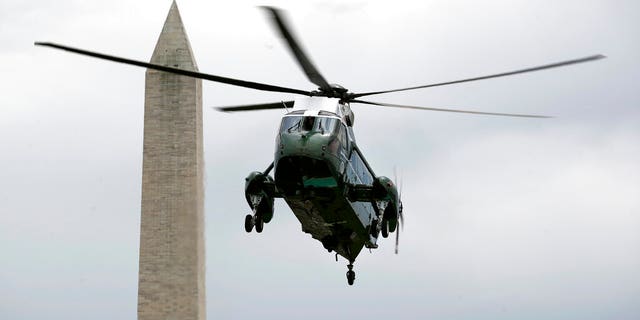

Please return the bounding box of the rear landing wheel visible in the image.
[244,214,254,233]
[346,270,355,285]
[346,263,356,286]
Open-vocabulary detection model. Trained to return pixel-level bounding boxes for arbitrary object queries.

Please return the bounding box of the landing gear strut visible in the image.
[244,194,265,233]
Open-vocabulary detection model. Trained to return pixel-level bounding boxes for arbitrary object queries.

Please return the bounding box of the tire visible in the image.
[347,270,355,286]
[384,204,398,233]
[244,214,254,233]
[388,217,397,233]
[381,220,389,238]
[259,199,274,223]
[370,220,378,237]
[255,216,264,233]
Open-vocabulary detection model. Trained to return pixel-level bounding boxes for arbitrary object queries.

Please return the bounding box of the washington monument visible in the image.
[137,2,205,319]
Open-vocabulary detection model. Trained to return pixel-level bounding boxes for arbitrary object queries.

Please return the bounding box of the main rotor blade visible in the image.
[350,99,552,118]
[35,42,312,96]
[352,55,606,98]
[215,101,294,112]
[261,7,332,92]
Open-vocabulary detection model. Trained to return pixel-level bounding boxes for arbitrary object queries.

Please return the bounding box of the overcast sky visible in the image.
[1,0,639,319]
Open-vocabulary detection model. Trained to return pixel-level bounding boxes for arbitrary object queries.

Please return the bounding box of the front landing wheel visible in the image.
[244,214,254,233]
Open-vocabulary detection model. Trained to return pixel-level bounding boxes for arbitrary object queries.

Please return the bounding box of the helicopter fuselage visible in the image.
[244,97,401,263]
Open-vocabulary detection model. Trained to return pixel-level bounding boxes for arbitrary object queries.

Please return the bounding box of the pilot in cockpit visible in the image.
[302,116,315,131]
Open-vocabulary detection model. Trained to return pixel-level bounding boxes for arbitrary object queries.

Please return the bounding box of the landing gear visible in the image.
[255,215,264,233]
[244,214,254,232]
[381,219,389,238]
[346,263,356,286]
[365,200,389,248]
[244,212,265,233]
[370,219,379,237]
[243,169,275,233]
[244,194,267,233]
[374,200,390,238]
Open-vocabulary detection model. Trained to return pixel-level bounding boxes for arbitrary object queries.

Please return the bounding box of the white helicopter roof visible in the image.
[290,97,345,117]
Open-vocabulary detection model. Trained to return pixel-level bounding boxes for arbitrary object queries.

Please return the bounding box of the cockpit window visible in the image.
[316,117,338,135]
[280,116,302,133]
[280,116,340,135]
[302,117,315,131]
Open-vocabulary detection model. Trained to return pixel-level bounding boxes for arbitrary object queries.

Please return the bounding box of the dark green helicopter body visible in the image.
[36,4,603,285]
[242,98,402,277]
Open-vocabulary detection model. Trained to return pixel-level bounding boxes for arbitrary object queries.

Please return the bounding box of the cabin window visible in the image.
[337,123,347,145]
[346,150,374,185]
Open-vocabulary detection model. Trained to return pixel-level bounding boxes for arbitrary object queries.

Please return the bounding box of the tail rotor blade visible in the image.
[393,166,403,254]
[395,214,402,254]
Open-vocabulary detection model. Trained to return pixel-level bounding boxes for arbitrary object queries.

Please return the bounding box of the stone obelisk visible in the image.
[137,1,205,320]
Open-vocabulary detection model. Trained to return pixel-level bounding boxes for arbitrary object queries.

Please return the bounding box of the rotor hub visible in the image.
[315,83,351,99]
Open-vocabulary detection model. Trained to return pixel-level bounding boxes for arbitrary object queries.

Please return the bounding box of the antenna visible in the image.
[281,100,291,113]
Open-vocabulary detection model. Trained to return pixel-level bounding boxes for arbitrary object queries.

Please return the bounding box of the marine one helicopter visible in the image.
[36,7,604,285]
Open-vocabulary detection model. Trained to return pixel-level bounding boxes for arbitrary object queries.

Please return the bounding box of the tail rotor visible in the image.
[393,167,404,254]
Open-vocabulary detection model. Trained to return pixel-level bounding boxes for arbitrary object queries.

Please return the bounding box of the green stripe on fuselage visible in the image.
[303,176,338,188]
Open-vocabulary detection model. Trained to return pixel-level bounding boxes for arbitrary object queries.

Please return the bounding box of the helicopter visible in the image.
[35,6,604,285]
